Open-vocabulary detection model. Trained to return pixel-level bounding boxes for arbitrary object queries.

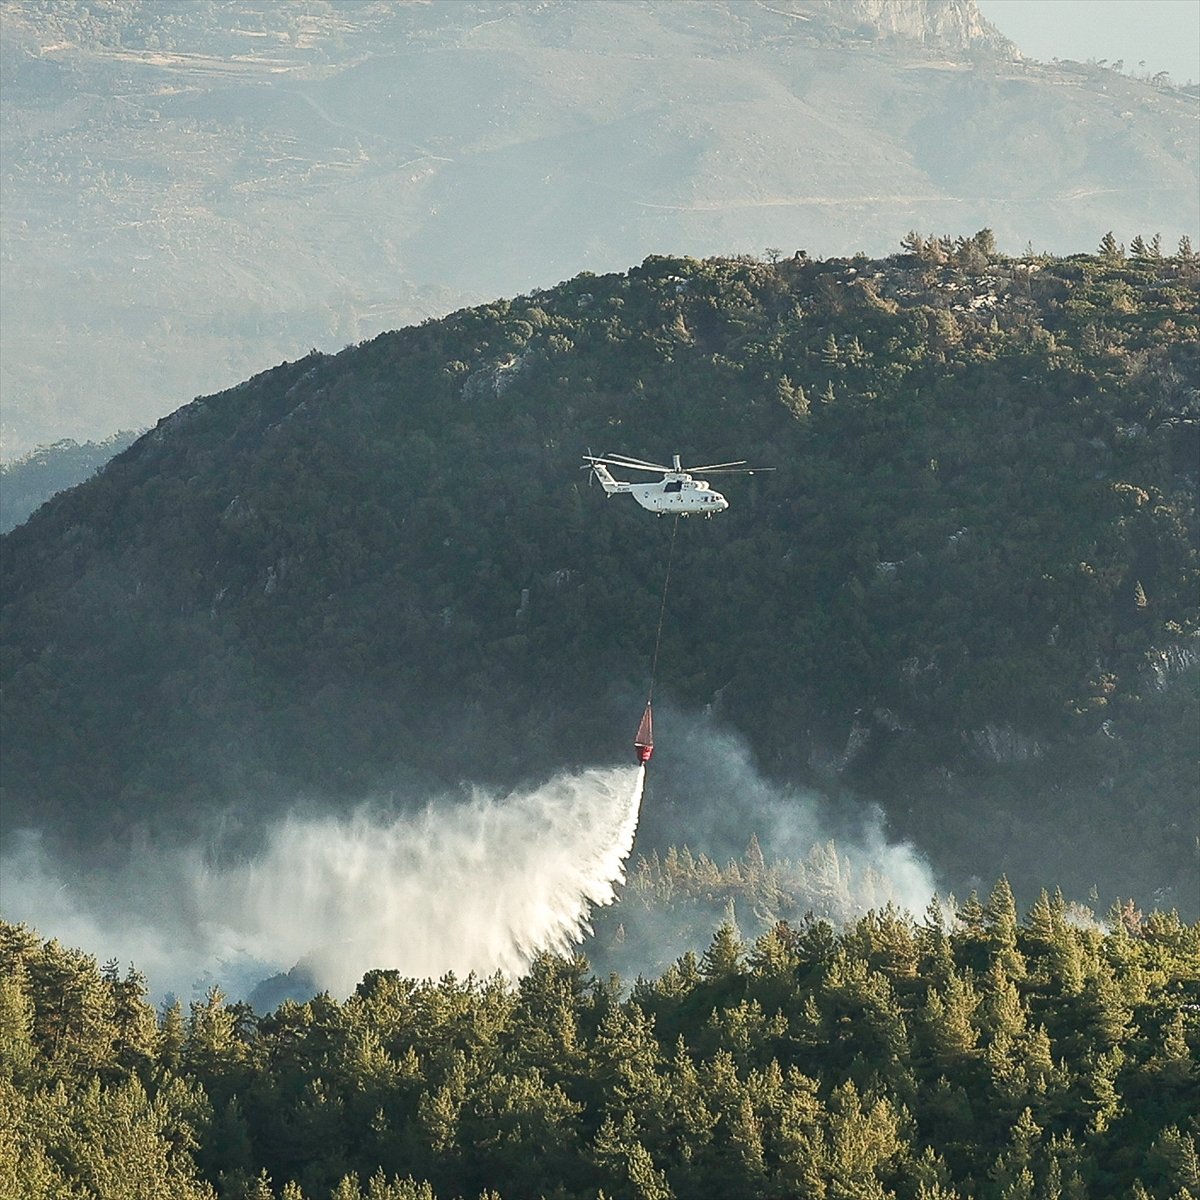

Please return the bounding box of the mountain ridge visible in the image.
[2,0,1195,455]
[2,244,1197,909]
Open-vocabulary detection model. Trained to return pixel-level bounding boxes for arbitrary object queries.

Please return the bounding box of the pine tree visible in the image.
[744,833,766,876]
[778,375,809,418]
[508,952,589,1071]
[1025,891,1057,946]
[202,1095,255,1181]
[908,1144,961,1198]
[981,963,1027,1043]
[748,921,800,984]
[1152,1009,1196,1090]
[1147,1125,1200,1192]
[923,972,980,1068]
[24,939,114,1078]
[106,964,157,1075]
[157,1000,185,1072]
[634,1040,714,1195]
[1081,1048,1124,1134]
[701,922,744,983]
[1085,961,1134,1049]
[1106,897,1144,937]
[184,986,238,1079]
[331,1176,363,1200]
[990,1107,1042,1198]
[592,1003,662,1115]
[0,962,35,1082]
[985,877,1027,979]
[238,1165,277,1200]
[825,1080,903,1193]
[958,892,987,936]
[593,1112,675,1200]
[973,227,998,258]
[1052,931,1086,996]
[416,1058,466,1156]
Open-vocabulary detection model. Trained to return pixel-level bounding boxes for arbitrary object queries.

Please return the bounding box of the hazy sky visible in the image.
[978,0,1200,84]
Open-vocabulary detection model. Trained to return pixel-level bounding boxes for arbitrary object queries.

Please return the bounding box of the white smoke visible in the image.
[650,720,940,917]
[0,765,645,1000]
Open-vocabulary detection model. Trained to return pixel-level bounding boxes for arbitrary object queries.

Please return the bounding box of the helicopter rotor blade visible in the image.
[601,451,669,464]
[581,453,664,472]
[581,453,652,465]
[586,458,672,475]
[698,466,776,475]
[602,453,674,472]
[685,460,748,472]
[582,450,774,477]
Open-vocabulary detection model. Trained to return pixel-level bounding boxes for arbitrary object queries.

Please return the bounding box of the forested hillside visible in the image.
[0,431,141,532]
[1,241,1197,909]
[2,888,1197,1199]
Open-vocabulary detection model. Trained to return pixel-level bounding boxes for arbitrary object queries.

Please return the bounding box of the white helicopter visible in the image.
[581,451,772,517]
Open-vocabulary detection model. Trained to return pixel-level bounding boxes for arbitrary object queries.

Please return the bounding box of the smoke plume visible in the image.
[643,718,940,915]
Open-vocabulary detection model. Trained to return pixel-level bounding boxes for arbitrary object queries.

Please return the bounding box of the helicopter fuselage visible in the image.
[591,464,729,516]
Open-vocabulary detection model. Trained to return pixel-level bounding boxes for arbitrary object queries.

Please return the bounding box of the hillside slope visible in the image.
[0,431,142,532]
[2,245,1197,909]
[2,0,1197,453]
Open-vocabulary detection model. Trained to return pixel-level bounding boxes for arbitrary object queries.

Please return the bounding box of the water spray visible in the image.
[2,765,649,1000]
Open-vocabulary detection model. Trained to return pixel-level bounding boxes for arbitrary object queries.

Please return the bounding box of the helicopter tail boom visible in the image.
[589,462,628,495]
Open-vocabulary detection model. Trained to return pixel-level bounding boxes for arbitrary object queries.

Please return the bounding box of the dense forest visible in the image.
[2,879,1198,1200]
[1,237,1198,909]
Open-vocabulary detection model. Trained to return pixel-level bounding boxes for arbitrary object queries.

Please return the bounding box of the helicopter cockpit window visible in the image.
[664,481,682,493]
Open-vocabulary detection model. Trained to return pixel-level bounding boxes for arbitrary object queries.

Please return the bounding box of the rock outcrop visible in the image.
[789,0,1014,52]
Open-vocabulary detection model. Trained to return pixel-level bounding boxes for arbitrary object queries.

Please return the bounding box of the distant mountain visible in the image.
[2,0,1196,454]
[2,245,1197,910]
[0,431,141,532]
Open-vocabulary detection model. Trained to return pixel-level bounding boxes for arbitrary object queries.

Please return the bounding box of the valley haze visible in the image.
[1,0,1197,454]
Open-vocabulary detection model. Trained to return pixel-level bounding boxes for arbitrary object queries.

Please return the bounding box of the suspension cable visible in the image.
[646,515,679,706]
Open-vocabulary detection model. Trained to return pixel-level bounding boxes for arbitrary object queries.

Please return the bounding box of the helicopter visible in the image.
[581,452,772,517]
